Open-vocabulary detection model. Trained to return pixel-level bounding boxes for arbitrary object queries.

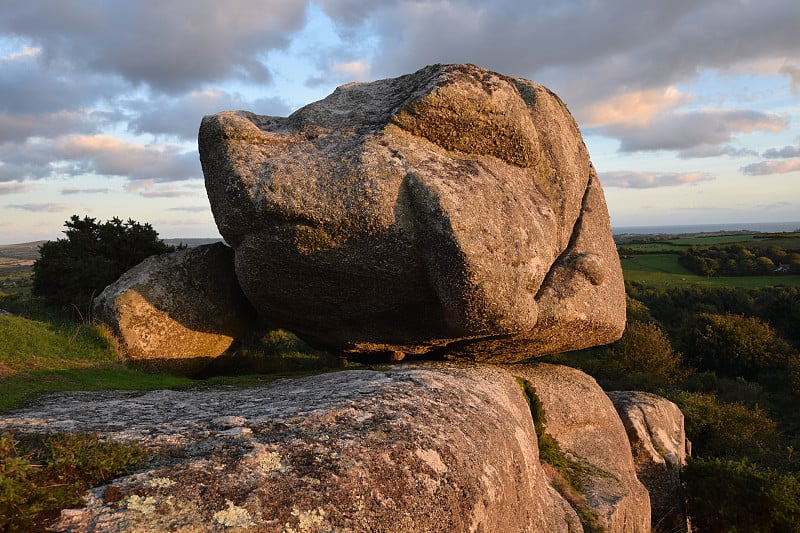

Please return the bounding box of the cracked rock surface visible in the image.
[199,63,625,361]
[0,363,664,532]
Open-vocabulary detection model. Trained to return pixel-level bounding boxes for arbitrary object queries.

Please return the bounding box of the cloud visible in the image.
[167,206,211,212]
[578,87,692,128]
[762,144,800,158]
[126,89,292,140]
[123,181,202,198]
[0,1,309,93]
[52,135,200,181]
[0,182,32,195]
[780,63,800,93]
[318,0,800,99]
[600,171,714,189]
[0,134,199,183]
[330,60,371,79]
[595,109,788,156]
[741,159,800,175]
[6,203,69,212]
[61,187,111,195]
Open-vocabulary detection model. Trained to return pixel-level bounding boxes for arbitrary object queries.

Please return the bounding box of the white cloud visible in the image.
[596,109,788,156]
[580,87,692,128]
[600,171,714,189]
[330,60,371,79]
[5,203,70,212]
[741,159,800,175]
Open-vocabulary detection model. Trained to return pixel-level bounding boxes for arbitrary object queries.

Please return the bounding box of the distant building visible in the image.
[775,263,790,273]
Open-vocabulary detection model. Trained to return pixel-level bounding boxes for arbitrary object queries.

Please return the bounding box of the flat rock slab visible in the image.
[2,364,594,532]
[0,365,677,532]
[199,63,625,361]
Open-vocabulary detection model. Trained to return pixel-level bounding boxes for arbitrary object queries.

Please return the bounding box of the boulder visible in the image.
[199,63,625,361]
[509,364,651,532]
[608,391,691,532]
[0,363,669,532]
[93,242,256,375]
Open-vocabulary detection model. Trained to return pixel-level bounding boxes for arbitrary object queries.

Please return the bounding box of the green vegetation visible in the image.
[0,309,194,412]
[682,457,800,532]
[547,230,800,530]
[619,230,800,287]
[32,215,177,311]
[0,431,145,531]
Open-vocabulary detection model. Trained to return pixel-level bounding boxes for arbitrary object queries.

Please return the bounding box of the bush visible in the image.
[683,313,797,380]
[683,457,800,532]
[671,391,779,459]
[32,215,176,310]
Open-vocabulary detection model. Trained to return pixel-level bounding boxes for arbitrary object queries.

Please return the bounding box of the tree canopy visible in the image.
[32,215,176,309]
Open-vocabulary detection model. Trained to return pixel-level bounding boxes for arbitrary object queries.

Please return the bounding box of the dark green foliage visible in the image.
[683,457,800,532]
[0,431,145,531]
[32,215,176,309]
[670,391,779,460]
[683,313,797,380]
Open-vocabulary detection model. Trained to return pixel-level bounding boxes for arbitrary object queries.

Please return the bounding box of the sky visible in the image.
[1,0,799,244]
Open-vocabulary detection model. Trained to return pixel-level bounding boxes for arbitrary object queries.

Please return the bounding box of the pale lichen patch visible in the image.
[213,500,254,528]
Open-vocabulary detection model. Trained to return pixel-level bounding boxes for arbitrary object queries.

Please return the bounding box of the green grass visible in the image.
[620,254,800,289]
[0,314,193,412]
[1,431,145,530]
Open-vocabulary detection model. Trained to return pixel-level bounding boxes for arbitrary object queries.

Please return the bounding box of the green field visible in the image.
[621,253,800,288]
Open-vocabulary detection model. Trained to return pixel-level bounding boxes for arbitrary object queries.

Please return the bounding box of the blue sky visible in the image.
[1,0,799,243]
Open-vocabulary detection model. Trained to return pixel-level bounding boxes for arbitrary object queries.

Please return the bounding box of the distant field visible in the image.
[620,253,800,288]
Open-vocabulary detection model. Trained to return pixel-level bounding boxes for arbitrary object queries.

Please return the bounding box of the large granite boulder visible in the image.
[93,243,256,375]
[609,391,691,532]
[0,363,686,532]
[199,63,624,361]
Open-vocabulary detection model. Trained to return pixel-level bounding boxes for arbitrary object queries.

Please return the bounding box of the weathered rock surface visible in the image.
[199,63,625,361]
[510,364,652,532]
[0,363,668,532]
[609,391,691,532]
[93,243,256,375]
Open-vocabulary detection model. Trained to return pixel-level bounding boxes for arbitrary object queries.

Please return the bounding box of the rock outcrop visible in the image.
[510,364,651,532]
[0,363,668,532]
[199,63,625,361]
[609,391,691,532]
[93,243,256,375]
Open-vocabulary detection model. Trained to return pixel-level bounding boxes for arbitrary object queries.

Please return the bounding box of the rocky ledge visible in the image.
[0,364,688,532]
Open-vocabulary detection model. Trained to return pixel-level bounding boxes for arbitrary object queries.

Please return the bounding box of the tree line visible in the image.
[678,243,800,277]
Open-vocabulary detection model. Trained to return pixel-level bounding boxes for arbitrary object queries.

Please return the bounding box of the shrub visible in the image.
[683,457,800,532]
[32,215,176,310]
[683,313,797,380]
[671,391,779,459]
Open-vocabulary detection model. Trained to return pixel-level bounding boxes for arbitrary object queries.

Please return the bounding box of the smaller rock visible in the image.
[608,391,691,533]
[509,364,651,533]
[93,243,256,375]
